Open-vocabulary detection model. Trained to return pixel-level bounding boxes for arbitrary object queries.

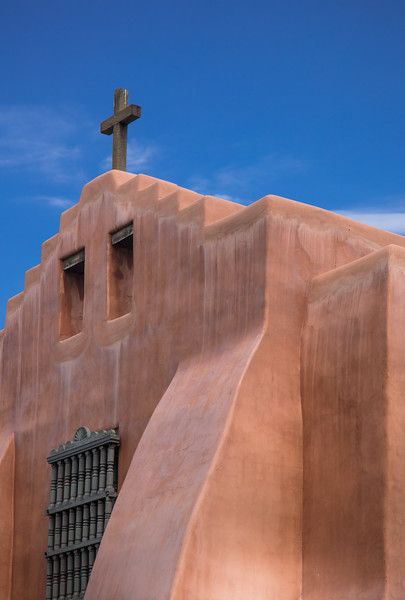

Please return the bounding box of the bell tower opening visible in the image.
[108,223,134,319]
[60,250,85,339]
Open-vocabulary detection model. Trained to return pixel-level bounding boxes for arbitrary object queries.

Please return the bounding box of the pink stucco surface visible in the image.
[0,170,405,599]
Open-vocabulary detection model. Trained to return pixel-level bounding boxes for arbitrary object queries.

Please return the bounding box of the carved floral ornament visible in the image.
[74,427,90,442]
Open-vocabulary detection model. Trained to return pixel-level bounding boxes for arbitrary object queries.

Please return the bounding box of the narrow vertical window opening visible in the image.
[60,250,85,339]
[108,224,134,319]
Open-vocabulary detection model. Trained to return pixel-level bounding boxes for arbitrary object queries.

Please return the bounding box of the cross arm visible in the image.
[100,104,142,135]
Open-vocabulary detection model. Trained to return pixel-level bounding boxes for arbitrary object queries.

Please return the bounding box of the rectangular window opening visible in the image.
[60,249,85,339]
[108,223,134,319]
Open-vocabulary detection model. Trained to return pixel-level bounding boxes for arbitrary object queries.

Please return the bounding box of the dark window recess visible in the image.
[60,250,85,339]
[45,426,120,600]
[108,224,134,319]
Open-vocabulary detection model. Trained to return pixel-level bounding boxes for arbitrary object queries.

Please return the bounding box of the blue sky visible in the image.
[1,0,405,326]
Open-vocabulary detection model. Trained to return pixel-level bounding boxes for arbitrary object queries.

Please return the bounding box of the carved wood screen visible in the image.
[45,426,120,600]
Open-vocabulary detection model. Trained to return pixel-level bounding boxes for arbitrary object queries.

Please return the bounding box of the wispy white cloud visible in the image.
[0,105,87,183]
[188,154,308,201]
[336,210,405,234]
[37,196,74,209]
[127,141,158,171]
[101,140,158,172]
[14,194,74,210]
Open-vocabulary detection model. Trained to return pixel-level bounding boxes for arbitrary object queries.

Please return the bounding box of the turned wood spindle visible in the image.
[56,460,65,505]
[105,496,114,528]
[89,501,97,539]
[88,545,95,580]
[68,508,75,545]
[70,455,78,501]
[51,555,59,600]
[96,499,105,537]
[54,513,61,549]
[84,450,92,496]
[106,444,115,490]
[98,445,107,492]
[46,558,53,600]
[66,552,73,599]
[61,510,68,548]
[73,550,81,596]
[47,514,55,550]
[77,453,85,498]
[49,463,57,508]
[91,447,99,493]
[59,553,67,599]
[82,504,90,541]
[63,458,71,502]
[80,547,89,593]
[75,505,83,544]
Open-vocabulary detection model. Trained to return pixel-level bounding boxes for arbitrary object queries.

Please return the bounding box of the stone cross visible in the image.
[100,88,141,171]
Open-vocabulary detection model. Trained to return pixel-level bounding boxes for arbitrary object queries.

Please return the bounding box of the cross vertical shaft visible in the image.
[112,89,128,171]
[100,88,142,172]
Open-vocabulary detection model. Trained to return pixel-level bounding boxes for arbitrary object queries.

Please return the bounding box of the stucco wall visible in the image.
[1,170,405,599]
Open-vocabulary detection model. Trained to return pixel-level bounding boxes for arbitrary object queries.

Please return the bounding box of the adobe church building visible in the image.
[1,92,405,600]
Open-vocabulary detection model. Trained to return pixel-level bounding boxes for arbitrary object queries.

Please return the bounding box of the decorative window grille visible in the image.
[45,426,120,600]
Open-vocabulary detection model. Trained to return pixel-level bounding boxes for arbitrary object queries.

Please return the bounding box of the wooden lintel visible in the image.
[62,250,85,272]
[111,224,133,246]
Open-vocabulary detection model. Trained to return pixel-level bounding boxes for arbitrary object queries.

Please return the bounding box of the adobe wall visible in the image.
[0,433,14,600]
[302,245,405,599]
[0,170,258,599]
[1,170,405,599]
